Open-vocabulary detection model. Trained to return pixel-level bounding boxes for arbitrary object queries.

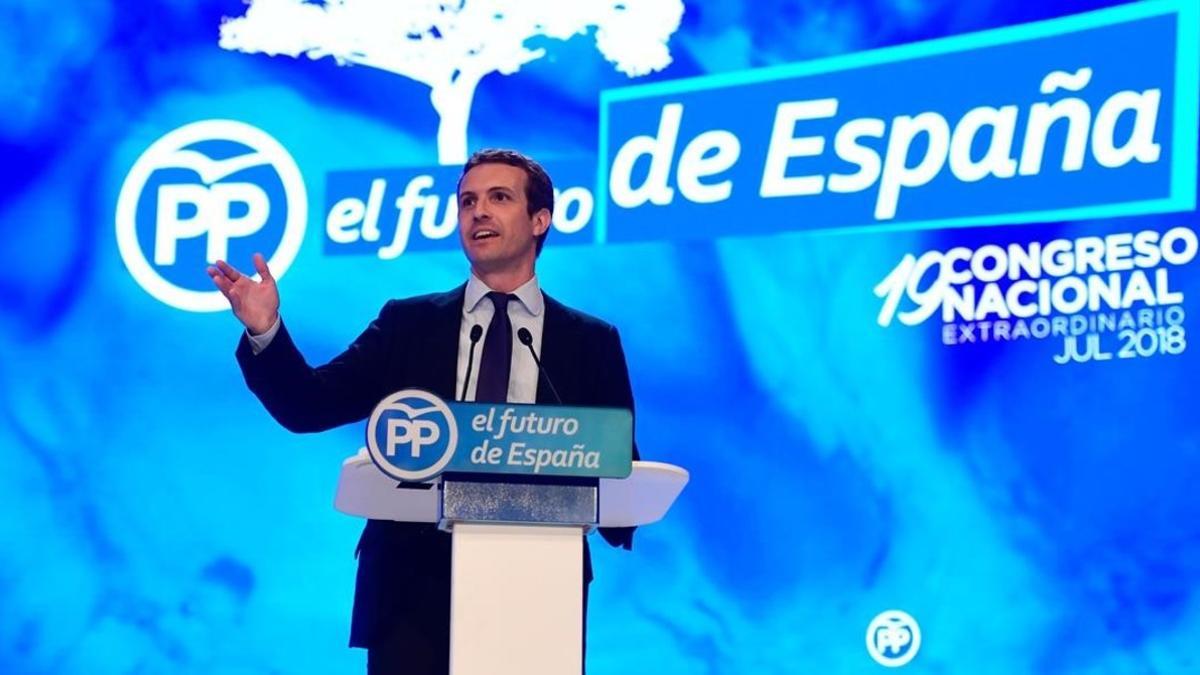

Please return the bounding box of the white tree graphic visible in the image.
[220,0,684,164]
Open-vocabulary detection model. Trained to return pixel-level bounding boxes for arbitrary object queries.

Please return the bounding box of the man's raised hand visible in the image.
[207,253,280,335]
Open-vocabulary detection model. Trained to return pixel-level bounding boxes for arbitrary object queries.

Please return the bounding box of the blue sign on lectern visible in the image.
[364,389,634,483]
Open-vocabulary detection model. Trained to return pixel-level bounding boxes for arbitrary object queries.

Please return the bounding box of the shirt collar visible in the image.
[464,273,544,316]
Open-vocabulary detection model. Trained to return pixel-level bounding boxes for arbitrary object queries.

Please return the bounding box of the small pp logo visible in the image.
[866,610,921,668]
[115,119,307,311]
[366,390,458,482]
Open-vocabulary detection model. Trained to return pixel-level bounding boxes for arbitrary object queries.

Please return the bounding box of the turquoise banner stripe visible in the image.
[365,390,634,481]
[444,403,633,479]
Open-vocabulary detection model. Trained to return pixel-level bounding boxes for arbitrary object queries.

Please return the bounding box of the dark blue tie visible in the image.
[475,292,514,402]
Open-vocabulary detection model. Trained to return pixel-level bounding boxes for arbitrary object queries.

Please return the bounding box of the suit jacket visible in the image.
[234,284,638,662]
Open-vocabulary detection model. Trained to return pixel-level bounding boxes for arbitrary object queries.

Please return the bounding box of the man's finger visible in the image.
[207,266,234,297]
[252,253,274,283]
[215,259,242,282]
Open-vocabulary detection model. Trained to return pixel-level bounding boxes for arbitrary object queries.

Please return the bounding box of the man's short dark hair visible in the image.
[459,148,554,254]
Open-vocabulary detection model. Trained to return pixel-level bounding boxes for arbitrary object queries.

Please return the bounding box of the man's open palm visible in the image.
[208,253,279,335]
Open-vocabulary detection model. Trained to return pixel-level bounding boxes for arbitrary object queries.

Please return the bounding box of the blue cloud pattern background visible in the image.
[3,0,1197,673]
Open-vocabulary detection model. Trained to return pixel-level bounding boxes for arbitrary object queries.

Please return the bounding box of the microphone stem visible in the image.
[524,343,563,404]
[461,331,481,401]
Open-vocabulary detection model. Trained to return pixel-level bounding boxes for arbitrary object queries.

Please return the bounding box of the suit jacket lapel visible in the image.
[537,293,575,405]
[426,284,466,400]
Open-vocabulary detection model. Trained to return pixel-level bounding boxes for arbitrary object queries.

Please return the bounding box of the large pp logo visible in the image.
[366,390,458,482]
[115,119,307,311]
[866,610,921,667]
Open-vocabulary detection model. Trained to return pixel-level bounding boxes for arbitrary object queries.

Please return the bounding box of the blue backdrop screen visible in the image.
[3,1,1198,673]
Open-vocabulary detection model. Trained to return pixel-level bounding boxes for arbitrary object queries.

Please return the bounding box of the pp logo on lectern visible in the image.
[366,390,459,482]
[115,119,307,312]
[866,610,921,667]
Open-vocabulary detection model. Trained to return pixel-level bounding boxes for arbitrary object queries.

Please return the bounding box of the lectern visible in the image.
[336,392,687,675]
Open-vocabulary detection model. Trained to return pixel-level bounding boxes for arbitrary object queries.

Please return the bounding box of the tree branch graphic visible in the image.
[220,0,684,164]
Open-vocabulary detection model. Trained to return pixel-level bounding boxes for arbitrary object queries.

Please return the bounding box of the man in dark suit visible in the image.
[208,149,637,674]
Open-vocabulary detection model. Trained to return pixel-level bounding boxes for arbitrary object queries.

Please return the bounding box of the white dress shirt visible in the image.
[246,273,546,403]
[456,273,544,403]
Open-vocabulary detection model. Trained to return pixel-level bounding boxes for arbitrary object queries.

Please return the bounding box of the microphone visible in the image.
[517,327,562,404]
[460,324,483,401]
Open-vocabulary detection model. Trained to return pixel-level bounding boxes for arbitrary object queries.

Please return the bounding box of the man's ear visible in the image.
[533,208,552,236]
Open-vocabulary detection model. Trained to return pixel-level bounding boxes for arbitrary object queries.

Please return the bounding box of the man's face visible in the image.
[457,163,550,275]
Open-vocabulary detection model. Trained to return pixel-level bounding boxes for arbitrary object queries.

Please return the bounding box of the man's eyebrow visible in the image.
[460,185,518,199]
